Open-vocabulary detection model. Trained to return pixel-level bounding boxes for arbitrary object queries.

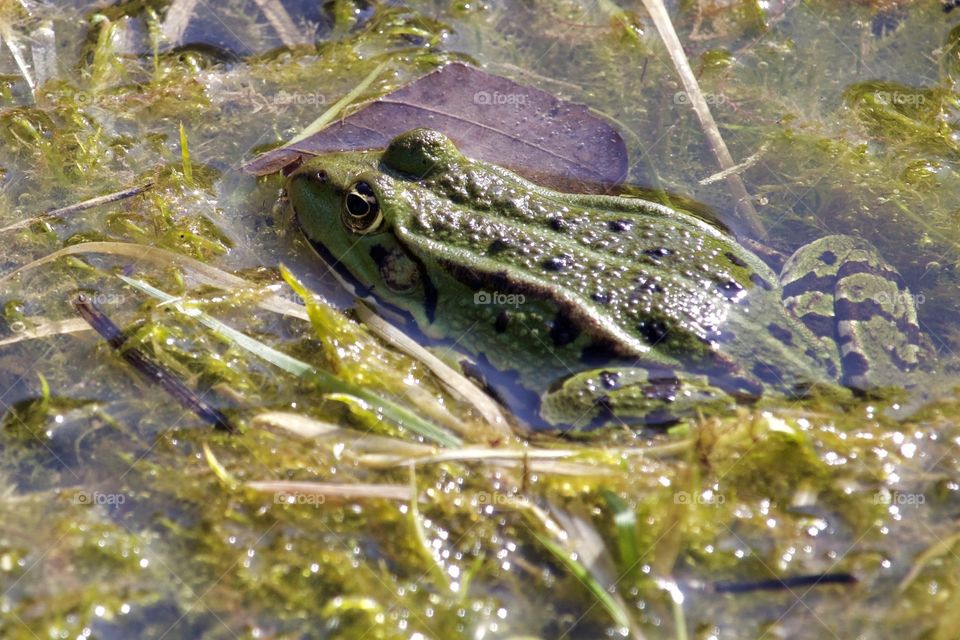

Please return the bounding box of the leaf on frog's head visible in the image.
[243,62,627,193]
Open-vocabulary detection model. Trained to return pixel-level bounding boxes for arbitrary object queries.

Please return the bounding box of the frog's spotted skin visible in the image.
[782,235,929,390]
[286,128,930,430]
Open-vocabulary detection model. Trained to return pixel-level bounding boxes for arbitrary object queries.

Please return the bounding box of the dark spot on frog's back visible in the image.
[591,395,616,427]
[717,279,744,300]
[642,374,682,400]
[548,217,569,232]
[633,279,665,296]
[637,318,669,345]
[836,260,904,286]
[487,238,512,255]
[580,339,625,365]
[766,322,794,345]
[548,313,581,346]
[725,251,748,268]
[752,362,785,385]
[599,371,620,389]
[608,219,633,233]
[834,297,886,322]
[798,313,834,339]
[591,291,612,305]
[820,250,838,266]
[644,247,673,259]
[543,254,573,272]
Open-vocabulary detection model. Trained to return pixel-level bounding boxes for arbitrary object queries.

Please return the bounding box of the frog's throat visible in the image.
[297,216,441,327]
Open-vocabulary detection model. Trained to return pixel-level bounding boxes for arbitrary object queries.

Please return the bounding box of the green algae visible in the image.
[0,1,958,639]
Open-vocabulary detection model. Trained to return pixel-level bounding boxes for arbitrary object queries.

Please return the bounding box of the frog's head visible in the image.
[285,129,464,320]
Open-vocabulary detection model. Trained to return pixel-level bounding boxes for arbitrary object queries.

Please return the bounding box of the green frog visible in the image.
[285,128,930,430]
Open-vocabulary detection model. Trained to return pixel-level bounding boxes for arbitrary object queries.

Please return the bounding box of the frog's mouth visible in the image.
[296,216,373,300]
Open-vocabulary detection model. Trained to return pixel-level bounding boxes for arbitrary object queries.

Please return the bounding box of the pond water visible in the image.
[1,1,960,638]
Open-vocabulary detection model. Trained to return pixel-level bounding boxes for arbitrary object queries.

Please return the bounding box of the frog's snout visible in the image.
[285,166,332,213]
[287,165,329,187]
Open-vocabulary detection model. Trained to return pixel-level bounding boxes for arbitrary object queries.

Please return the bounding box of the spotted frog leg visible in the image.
[781,235,932,391]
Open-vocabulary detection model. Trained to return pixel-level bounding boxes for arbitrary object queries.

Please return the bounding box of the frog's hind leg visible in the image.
[540,367,739,430]
[781,235,930,391]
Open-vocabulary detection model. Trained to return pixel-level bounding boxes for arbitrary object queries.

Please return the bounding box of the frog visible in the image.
[284,128,931,430]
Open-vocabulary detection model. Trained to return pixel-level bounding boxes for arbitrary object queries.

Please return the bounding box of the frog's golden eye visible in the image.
[342,181,382,234]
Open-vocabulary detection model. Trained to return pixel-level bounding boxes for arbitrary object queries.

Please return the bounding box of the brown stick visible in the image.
[73,294,234,432]
[640,0,768,239]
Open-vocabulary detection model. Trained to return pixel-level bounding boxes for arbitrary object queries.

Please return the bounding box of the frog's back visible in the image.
[392,161,808,379]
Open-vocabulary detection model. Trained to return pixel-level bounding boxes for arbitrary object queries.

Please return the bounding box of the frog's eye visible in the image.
[342,181,382,234]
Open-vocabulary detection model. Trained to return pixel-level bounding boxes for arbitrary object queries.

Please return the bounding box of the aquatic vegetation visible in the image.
[0,1,958,638]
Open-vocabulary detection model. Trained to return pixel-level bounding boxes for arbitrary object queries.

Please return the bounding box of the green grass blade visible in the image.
[117,274,462,447]
[179,122,194,187]
[531,530,633,631]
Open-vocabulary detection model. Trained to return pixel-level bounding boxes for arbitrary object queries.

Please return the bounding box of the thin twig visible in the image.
[289,59,392,145]
[0,318,90,347]
[73,294,235,432]
[161,0,200,45]
[30,22,57,88]
[0,22,35,92]
[699,142,770,186]
[252,0,306,47]
[640,0,767,239]
[711,572,857,593]
[0,183,153,234]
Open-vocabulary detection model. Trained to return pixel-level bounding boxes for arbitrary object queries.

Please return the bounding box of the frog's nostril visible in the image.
[313,170,328,183]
